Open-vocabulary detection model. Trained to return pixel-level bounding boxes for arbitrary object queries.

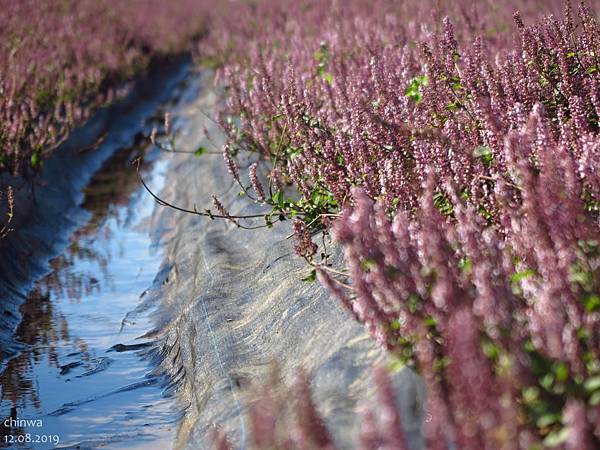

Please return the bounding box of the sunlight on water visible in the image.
[0,144,177,449]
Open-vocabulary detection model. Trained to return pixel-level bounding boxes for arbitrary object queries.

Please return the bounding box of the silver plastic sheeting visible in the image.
[145,74,425,450]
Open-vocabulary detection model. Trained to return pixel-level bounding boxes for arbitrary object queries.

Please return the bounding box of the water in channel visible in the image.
[0,140,177,449]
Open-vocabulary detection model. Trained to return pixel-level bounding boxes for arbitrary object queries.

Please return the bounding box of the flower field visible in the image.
[202,1,600,448]
[3,0,600,448]
[0,0,207,176]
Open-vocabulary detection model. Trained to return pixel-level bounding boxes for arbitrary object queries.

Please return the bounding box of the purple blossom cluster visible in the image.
[213,367,407,450]
[204,0,600,447]
[0,0,208,175]
[327,175,600,448]
[213,0,600,213]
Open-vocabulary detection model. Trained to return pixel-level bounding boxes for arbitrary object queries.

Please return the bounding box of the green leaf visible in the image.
[542,428,569,447]
[302,269,317,283]
[271,191,282,208]
[194,146,207,157]
[360,258,376,271]
[553,362,569,383]
[313,42,330,78]
[405,75,428,103]
[536,413,560,428]
[540,373,555,390]
[388,355,407,373]
[446,101,460,111]
[407,294,420,314]
[264,214,273,229]
[473,145,493,166]
[590,390,600,406]
[458,257,472,274]
[511,268,536,283]
[433,356,450,372]
[424,315,437,328]
[522,386,539,403]
[584,375,600,392]
[433,191,454,216]
[482,341,500,360]
[584,294,600,312]
[569,266,594,286]
[30,151,40,168]
[322,72,334,85]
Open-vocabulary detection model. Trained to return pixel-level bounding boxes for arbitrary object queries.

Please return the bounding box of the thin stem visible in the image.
[310,263,355,290]
[152,137,221,155]
[268,122,288,197]
[78,131,108,154]
[316,264,350,278]
[133,157,267,220]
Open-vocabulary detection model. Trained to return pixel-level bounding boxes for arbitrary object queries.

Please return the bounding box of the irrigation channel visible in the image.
[0,62,423,450]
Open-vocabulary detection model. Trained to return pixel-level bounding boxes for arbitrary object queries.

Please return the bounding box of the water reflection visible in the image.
[0,136,168,448]
[39,135,152,305]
